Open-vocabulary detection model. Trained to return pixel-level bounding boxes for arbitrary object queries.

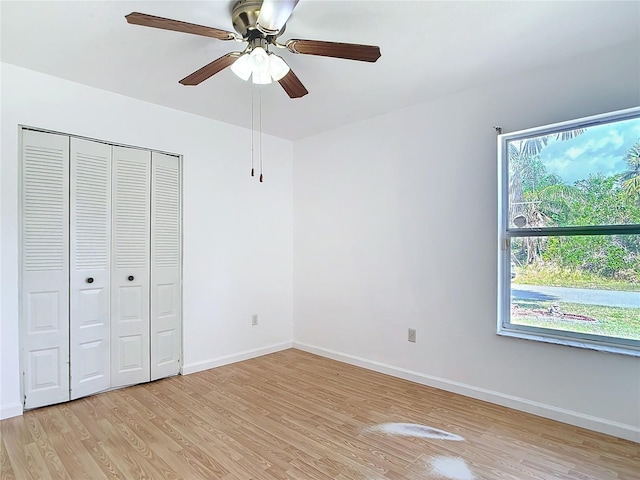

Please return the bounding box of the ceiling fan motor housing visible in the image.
[232,0,267,38]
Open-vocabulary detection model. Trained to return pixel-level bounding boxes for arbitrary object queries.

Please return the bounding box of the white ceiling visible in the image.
[2,1,639,140]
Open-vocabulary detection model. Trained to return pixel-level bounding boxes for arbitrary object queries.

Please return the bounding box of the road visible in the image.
[512,284,640,309]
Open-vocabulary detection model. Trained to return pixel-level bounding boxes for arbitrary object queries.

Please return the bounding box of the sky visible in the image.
[537,116,640,185]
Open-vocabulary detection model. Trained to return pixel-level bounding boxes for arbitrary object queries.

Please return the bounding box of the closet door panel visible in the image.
[150,153,181,380]
[70,138,112,400]
[21,130,70,409]
[111,146,151,387]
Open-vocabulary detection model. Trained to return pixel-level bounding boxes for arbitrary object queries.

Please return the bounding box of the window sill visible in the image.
[497,328,640,357]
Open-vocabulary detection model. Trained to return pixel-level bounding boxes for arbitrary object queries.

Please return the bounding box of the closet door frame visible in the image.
[18,125,184,411]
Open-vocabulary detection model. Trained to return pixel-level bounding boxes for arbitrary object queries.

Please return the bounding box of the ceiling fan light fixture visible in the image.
[230,53,252,81]
[249,46,270,73]
[268,53,290,81]
[127,3,381,100]
[232,48,289,84]
[252,70,272,84]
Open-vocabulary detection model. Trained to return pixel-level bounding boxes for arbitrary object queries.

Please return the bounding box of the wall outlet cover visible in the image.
[408,328,416,342]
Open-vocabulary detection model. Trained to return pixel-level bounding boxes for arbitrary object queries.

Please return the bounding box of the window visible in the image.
[498,108,640,355]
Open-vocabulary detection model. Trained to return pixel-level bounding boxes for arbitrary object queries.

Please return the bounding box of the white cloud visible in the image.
[565,145,587,160]
[538,122,636,184]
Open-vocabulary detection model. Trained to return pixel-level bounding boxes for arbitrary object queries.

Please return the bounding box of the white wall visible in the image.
[1,63,294,418]
[293,42,640,442]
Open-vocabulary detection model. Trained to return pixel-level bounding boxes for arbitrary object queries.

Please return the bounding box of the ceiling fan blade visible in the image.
[278,69,308,98]
[286,39,381,62]
[256,0,299,35]
[125,12,236,41]
[179,53,241,86]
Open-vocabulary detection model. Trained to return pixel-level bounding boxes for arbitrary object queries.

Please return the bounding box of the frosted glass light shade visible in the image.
[252,71,272,84]
[268,54,290,81]
[250,47,270,73]
[256,0,299,34]
[230,54,251,81]
[230,48,291,85]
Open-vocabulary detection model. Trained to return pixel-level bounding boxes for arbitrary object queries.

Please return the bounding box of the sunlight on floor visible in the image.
[363,422,464,441]
[429,456,476,480]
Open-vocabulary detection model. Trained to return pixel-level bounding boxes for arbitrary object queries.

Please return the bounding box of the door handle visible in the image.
[128,275,135,282]
[86,277,94,284]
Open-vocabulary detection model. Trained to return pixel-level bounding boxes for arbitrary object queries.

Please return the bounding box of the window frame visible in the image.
[497,107,640,356]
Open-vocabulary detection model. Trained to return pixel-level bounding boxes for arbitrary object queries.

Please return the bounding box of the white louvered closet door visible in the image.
[70,138,112,400]
[21,130,70,409]
[150,152,181,381]
[111,146,151,388]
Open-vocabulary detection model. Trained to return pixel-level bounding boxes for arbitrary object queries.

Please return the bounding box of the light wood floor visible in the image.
[1,349,638,479]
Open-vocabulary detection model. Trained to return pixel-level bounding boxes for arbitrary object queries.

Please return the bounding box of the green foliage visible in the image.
[511,300,640,340]
[510,137,640,285]
[509,150,562,193]
[621,140,640,204]
[531,184,583,226]
[541,237,638,281]
[514,263,640,291]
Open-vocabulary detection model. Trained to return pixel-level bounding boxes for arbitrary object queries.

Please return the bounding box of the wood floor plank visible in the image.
[1,349,638,479]
[23,416,71,480]
[2,418,38,479]
[49,432,107,480]
[0,436,15,480]
[79,436,128,478]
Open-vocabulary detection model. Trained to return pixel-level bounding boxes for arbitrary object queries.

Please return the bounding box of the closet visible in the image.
[20,129,182,410]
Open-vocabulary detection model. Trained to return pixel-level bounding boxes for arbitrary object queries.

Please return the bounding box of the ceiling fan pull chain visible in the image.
[251,81,255,177]
[259,84,264,183]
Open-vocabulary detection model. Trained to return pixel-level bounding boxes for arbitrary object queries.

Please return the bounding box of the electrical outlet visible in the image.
[252,314,259,326]
[408,328,416,342]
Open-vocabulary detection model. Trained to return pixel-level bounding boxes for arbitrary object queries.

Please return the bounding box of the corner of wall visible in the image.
[1,403,23,420]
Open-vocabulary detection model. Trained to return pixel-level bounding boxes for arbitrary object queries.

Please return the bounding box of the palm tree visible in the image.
[507,129,585,265]
[621,140,640,204]
[508,128,584,224]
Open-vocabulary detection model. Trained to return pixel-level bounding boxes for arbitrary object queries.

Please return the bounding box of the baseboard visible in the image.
[1,343,292,419]
[293,341,640,443]
[181,341,293,375]
[1,402,23,420]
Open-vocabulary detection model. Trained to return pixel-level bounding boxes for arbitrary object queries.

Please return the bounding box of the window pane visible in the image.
[510,235,640,341]
[507,116,640,229]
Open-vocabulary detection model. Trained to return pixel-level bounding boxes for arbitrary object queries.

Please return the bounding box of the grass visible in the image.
[512,299,640,340]
[513,264,640,292]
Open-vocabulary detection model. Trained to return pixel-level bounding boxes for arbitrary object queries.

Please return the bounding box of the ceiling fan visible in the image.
[126,0,381,99]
